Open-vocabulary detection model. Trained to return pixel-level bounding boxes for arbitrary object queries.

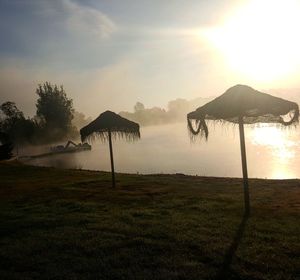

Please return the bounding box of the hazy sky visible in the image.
[1,0,300,118]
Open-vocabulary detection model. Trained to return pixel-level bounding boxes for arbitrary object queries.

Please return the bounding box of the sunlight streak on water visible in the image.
[250,124,298,178]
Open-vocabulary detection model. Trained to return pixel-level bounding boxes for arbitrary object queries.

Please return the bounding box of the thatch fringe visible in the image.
[82,129,140,143]
[187,118,208,140]
[80,111,140,143]
[187,85,299,140]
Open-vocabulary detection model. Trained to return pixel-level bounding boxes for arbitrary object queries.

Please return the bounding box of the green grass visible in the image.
[0,161,299,279]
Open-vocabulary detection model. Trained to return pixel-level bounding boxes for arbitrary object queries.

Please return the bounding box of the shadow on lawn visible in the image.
[216,212,250,279]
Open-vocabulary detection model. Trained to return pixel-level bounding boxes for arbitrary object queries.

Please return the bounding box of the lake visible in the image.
[22,122,300,179]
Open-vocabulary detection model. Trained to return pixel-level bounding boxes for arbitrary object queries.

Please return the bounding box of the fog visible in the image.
[21,122,300,179]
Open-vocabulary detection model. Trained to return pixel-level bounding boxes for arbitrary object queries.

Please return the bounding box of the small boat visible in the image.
[50,141,91,154]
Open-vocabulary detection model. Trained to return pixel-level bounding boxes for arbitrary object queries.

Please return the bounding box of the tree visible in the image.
[0,101,35,144]
[36,82,74,132]
[134,102,145,112]
[0,132,13,160]
[0,101,24,120]
[72,111,92,130]
[167,98,189,121]
[0,102,25,140]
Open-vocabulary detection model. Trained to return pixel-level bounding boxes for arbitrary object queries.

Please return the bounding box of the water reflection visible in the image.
[252,125,295,161]
[250,124,298,178]
[270,165,295,180]
[22,123,300,179]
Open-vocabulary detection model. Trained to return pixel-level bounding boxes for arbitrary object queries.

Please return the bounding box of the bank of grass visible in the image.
[0,161,299,280]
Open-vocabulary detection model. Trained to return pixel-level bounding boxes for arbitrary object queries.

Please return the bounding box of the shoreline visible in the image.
[12,159,300,181]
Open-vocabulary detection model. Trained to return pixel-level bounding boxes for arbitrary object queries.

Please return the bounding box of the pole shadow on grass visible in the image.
[215,211,250,280]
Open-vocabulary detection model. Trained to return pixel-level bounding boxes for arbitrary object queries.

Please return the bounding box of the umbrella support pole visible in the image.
[238,117,250,215]
[108,129,116,188]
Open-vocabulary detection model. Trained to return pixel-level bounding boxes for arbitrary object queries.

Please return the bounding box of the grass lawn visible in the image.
[0,161,299,279]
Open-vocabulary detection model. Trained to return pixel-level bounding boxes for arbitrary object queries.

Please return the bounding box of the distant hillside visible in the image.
[119,96,214,126]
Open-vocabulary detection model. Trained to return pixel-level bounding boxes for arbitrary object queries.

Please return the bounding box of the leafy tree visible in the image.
[0,101,25,139]
[167,98,189,120]
[134,102,145,112]
[36,82,74,132]
[0,102,35,144]
[1,101,24,120]
[72,111,92,130]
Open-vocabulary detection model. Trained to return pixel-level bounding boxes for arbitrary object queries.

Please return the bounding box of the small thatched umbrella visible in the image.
[187,84,299,214]
[80,111,140,187]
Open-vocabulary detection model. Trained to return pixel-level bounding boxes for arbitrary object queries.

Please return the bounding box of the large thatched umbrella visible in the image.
[80,111,140,187]
[187,84,299,214]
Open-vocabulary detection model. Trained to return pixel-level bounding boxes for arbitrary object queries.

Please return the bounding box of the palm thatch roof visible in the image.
[187,84,299,139]
[80,111,140,142]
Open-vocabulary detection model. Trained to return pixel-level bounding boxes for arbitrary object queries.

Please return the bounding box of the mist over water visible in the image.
[22,122,300,179]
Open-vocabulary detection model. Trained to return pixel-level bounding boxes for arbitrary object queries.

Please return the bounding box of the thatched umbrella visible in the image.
[187,84,299,214]
[80,111,140,187]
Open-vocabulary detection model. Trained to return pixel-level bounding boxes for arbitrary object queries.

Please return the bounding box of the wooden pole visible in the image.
[238,116,250,215]
[108,129,116,188]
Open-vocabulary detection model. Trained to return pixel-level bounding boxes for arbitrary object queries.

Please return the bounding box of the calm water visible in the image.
[22,122,300,179]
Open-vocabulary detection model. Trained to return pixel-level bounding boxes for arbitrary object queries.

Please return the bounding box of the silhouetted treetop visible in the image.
[134,102,145,112]
[0,101,35,144]
[36,82,74,131]
[1,101,24,120]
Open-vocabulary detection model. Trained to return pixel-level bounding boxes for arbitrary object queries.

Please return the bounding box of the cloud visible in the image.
[37,0,116,40]
[0,0,116,62]
[63,0,116,39]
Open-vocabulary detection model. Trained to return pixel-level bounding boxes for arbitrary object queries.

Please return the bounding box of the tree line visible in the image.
[0,83,212,159]
[0,82,90,149]
[119,97,213,126]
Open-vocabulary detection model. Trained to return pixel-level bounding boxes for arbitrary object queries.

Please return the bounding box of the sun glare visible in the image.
[202,0,300,83]
[251,125,297,178]
[251,125,295,161]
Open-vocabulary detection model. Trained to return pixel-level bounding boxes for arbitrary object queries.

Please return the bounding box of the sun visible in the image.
[202,0,300,84]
